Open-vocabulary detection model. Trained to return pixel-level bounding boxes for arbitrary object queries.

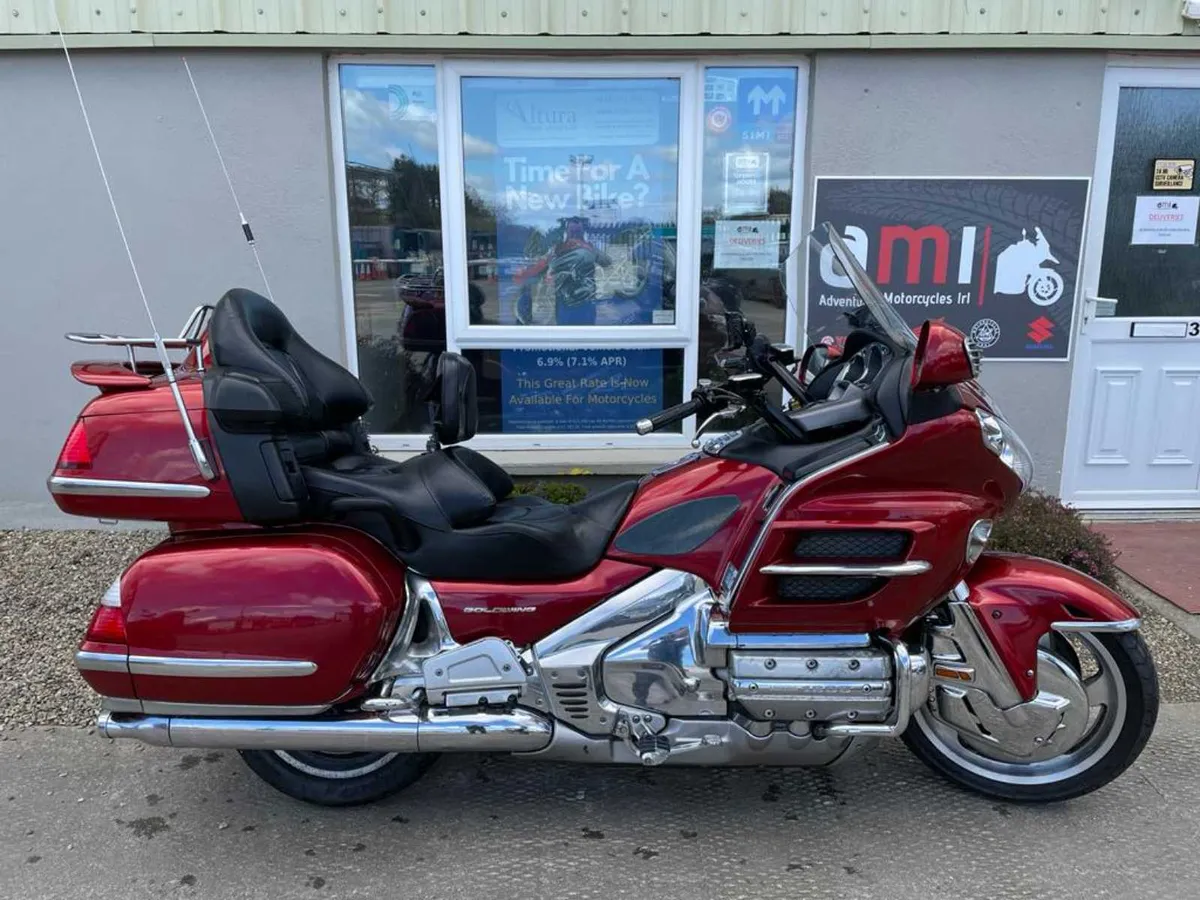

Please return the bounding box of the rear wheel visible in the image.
[240,749,438,806]
[904,631,1158,802]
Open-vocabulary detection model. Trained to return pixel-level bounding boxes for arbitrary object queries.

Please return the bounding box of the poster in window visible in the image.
[806,177,1090,361]
[460,77,681,330]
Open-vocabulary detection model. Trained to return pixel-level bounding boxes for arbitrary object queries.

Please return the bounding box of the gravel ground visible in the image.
[1,528,1197,728]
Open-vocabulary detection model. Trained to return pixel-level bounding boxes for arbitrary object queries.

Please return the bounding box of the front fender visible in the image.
[963,553,1140,701]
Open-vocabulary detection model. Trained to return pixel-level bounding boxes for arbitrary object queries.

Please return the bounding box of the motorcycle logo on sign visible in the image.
[969,318,1002,349]
[993,227,1064,307]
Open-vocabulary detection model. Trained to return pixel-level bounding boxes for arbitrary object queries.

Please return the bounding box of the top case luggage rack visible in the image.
[65,305,214,372]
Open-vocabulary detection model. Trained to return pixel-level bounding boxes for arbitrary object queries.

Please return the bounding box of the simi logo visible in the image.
[1026,316,1055,350]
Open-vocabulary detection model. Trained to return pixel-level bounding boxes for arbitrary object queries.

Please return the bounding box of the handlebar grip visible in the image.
[635,397,705,435]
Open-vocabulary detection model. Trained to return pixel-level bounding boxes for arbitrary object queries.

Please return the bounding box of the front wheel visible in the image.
[904,631,1158,802]
[240,749,439,806]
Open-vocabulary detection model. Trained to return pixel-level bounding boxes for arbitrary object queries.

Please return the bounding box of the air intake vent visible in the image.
[777,575,884,603]
[792,530,909,561]
[552,682,592,720]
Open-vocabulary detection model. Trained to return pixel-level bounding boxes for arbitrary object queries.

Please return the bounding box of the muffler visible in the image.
[97,707,553,754]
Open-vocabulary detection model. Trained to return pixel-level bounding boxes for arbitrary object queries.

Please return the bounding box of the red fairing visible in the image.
[49,376,243,523]
[119,525,406,708]
[433,559,652,647]
[730,409,1022,635]
[964,553,1140,701]
[607,456,781,587]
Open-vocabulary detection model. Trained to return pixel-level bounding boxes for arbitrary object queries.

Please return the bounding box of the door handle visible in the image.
[1082,294,1119,332]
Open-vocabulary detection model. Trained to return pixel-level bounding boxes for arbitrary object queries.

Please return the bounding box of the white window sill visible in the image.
[377,446,689,476]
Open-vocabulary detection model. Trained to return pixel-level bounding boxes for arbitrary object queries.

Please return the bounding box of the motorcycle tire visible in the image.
[903,631,1158,803]
[240,749,439,807]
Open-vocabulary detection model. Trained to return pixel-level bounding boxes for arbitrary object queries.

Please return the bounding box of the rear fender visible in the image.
[963,553,1139,701]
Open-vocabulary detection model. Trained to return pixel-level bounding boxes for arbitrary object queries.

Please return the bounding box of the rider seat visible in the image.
[204,289,637,582]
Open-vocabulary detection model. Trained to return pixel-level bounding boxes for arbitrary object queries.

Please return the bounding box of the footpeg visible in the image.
[635,734,671,766]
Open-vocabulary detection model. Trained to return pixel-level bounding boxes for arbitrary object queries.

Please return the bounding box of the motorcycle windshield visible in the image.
[808,222,919,351]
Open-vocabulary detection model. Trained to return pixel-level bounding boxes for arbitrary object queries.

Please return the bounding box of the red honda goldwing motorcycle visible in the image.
[51,226,1156,806]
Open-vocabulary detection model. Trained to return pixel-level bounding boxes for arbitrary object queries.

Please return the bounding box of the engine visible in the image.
[725,649,893,724]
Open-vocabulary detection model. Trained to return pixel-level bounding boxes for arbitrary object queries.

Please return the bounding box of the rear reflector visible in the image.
[87,605,127,644]
[58,420,92,470]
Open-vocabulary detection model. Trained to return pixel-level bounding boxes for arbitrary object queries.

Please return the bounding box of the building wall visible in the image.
[0,50,339,526]
[806,51,1108,491]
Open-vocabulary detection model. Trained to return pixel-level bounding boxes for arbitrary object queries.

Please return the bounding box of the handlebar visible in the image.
[635,397,706,435]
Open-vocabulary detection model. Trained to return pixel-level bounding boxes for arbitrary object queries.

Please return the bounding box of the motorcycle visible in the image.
[51,224,1156,806]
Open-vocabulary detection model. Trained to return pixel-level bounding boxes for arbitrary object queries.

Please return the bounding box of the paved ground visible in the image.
[3,705,1200,900]
[1094,522,1200,614]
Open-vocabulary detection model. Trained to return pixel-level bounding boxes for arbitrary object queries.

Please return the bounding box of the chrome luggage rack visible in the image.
[65,305,214,373]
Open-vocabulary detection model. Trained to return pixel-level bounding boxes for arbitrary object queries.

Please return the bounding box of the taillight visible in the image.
[57,420,92,470]
[85,577,126,643]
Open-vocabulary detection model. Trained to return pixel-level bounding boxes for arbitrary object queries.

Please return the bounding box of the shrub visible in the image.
[512,481,588,505]
[989,491,1120,588]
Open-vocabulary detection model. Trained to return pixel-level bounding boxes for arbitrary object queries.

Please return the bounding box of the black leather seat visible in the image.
[204,289,638,582]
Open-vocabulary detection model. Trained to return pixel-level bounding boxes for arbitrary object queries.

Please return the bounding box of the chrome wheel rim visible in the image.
[273,750,399,780]
[916,633,1127,786]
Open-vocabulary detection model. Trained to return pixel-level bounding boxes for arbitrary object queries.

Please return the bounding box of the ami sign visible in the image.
[806,177,1090,360]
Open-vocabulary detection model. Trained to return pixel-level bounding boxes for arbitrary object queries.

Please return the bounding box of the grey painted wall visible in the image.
[0,50,340,527]
[806,51,1108,491]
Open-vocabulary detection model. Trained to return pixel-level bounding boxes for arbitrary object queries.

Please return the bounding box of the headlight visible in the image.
[975,410,1034,489]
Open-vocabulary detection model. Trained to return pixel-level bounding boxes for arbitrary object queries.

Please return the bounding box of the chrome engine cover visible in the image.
[602,590,727,718]
[728,649,894,723]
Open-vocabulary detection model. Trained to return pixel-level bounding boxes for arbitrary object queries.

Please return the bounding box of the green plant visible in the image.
[989,491,1120,588]
[512,481,588,505]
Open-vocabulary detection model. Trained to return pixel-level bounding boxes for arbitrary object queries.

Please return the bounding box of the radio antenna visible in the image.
[181,56,275,301]
[49,2,215,480]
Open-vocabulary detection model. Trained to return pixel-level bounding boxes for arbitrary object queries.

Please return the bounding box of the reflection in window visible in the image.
[698,67,798,421]
[459,77,682,328]
[339,64,444,434]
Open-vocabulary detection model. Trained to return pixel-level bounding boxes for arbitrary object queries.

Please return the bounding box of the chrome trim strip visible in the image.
[724,436,891,606]
[760,561,931,577]
[139,701,331,717]
[369,572,427,683]
[1052,617,1141,634]
[126,656,317,678]
[702,617,871,663]
[48,476,211,499]
[75,650,129,674]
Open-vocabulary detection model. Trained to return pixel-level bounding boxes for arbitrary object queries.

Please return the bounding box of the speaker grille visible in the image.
[792,530,909,561]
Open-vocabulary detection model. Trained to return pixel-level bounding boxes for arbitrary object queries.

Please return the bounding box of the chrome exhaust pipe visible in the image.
[97,707,553,754]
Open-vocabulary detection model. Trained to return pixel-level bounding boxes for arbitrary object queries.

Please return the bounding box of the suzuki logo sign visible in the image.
[808,178,1090,360]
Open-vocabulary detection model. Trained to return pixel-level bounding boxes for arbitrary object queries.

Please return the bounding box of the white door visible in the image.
[1063,66,1200,510]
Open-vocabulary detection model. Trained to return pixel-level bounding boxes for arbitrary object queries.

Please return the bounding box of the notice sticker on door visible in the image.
[1153,158,1195,191]
[1130,195,1200,246]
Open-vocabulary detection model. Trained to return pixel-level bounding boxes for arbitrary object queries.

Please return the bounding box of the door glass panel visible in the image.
[1098,87,1200,317]
[338,64,444,435]
[699,66,799,421]
[459,76,681,327]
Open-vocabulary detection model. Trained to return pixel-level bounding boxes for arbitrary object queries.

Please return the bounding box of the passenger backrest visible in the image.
[208,288,371,431]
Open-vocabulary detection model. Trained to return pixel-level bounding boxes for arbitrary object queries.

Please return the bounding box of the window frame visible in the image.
[329,55,809,452]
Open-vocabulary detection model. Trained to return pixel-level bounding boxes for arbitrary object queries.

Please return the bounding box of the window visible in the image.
[698,66,801,424]
[333,59,806,449]
[337,64,445,436]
